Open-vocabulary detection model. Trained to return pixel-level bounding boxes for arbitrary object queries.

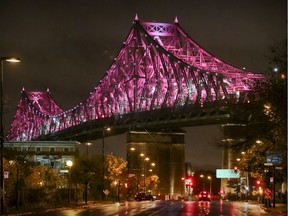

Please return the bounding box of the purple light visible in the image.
[6,18,265,141]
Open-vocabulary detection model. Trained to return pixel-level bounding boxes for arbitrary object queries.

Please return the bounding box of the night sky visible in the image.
[0,0,286,170]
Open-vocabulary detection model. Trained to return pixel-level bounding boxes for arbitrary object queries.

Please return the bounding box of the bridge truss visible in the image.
[6,16,265,142]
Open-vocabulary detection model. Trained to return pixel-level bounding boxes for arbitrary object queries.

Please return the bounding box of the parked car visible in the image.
[198,191,211,202]
[135,192,156,201]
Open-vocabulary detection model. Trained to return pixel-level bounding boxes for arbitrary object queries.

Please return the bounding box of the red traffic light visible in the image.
[233,166,238,173]
[185,176,193,186]
[256,180,261,185]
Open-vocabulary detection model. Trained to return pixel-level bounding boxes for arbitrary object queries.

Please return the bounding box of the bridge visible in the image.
[6,16,265,142]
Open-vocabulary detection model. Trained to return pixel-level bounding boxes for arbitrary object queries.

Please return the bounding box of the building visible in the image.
[4,141,79,170]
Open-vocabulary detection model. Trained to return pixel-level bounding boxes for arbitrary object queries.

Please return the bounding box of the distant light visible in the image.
[256,140,262,144]
[273,67,279,72]
[66,160,73,167]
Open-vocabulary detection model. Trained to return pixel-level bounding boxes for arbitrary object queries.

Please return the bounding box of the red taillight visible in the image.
[199,194,202,198]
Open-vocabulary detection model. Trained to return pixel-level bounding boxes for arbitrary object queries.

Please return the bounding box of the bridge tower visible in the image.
[126,129,185,198]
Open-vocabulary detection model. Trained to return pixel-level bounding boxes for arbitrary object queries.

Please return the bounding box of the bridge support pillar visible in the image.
[221,123,247,199]
[126,129,186,199]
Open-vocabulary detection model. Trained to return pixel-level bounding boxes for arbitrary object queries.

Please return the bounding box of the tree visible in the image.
[105,154,127,183]
[105,153,127,200]
[24,165,65,206]
[71,154,102,203]
[4,149,35,209]
[238,40,287,190]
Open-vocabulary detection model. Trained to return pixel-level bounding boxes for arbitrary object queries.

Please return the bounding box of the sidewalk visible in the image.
[259,203,287,215]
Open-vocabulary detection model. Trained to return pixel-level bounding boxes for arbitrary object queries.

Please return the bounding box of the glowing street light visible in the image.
[0,56,21,213]
[208,176,212,195]
[200,175,205,190]
[143,157,150,193]
[66,160,73,205]
[86,142,92,156]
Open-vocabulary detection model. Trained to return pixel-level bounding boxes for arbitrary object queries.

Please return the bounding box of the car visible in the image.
[198,191,211,202]
[135,192,156,201]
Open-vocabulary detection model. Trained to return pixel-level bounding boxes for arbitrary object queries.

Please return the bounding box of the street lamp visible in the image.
[0,56,21,213]
[208,176,212,195]
[143,157,149,193]
[86,142,92,156]
[101,126,110,201]
[66,160,73,205]
[200,174,205,190]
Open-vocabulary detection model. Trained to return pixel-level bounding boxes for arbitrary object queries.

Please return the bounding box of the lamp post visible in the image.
[101,126,110,201]
[0,56,20,213]
[86,142,92,156]
[208,176,212,195]
[200,175,205,190]
[66,160,73,205]
[143,157,149,193]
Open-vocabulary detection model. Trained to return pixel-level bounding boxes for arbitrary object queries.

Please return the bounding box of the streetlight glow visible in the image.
[208,176,212,195]
[1,57,21,63]
[256,140,262,144]
[66,160,73,167]
[66,160,73,205]
[86,142,92,156]
[200,175,205,190]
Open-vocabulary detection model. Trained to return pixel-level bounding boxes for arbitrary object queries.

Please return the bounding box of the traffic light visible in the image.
[234,166,238,173]
[185,176,193,186]
[256,180,261,185]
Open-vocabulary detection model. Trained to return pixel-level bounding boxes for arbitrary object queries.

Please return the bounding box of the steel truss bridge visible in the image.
[6,16,265,142]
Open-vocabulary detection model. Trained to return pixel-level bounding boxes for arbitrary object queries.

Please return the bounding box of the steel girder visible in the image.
[6,89,63,141]
[6,18,265,141]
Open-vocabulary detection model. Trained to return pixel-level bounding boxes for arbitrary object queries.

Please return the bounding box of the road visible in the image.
[34,200,274,216]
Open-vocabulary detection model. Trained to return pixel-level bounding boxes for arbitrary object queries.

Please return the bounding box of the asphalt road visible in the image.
[30,200,275,216]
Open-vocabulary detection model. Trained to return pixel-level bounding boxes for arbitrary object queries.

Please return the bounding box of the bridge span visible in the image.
[6,16,265,142]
